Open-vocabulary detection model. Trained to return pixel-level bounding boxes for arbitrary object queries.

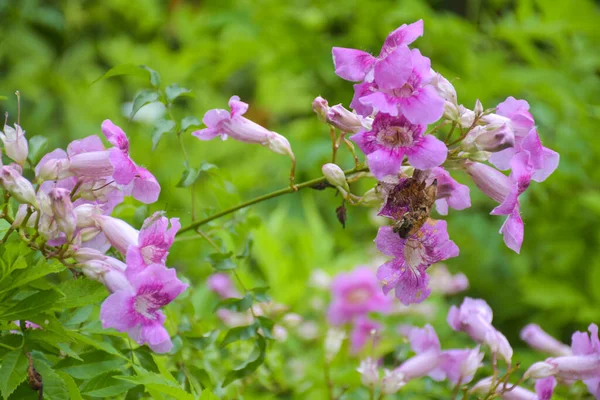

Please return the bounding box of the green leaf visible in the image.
[208,252,236,271]
[80,372,136,397]
[199,390,219,400]
[0,220,9,240]
[27,136,49,165]
[0,349,27,399]
[180,116,201,132]
[115,372,194,400]
[0,258,65,295]
[256,316,274,339]
[58,279,107,309]
[223,337,266,386]
[0,96,6,101]
[31,352,69,400]
[130,90,159,120]
[165,84,194,103]
[221,324,257,347]
[251,286,270,303]
[187,365,212,390]
[57,351,123,379]
[68,332,127,359]
[216,293,253,313]
[140,65,161,87]
[152,119,176,151]
[56,371,83,400]
[0,289,64,320]
[176,167,200,188]
[91,64,152,85]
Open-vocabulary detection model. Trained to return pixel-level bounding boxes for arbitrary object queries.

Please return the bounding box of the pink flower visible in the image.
[535,377,557,400]
[0,124,28,166]
[100,264,187,353]
[74,248,131,293]
[93,215,139,255]
[207,273,239,299]
[437,347,483,385]
[350,114,447,179]
[428,265,469,295]
[356,48,444,124]
[448,297,513,363]
[126,212,180,275]
[332,20,424,83]
[327,266,391,325]
[48,188,76,240]
[193,96,294,158]
[465,161,524,253]
[520,324,572,357]
[0,165,38,208]
[350,316,381,354]
[374,221,459,305]
[426,167,471,215]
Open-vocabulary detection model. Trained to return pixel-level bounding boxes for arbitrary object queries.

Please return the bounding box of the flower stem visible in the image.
[176,165,368,235]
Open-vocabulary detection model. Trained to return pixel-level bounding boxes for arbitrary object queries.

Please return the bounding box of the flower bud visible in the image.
[474,99,483,117]
[546,355,600,380]
[76,251,130,293]
[74,204,103,228]
[282,313,303,327]
[485,329,513,363]
[0,124,28,166]
[48,188,76,240]
[79,226,101,242]
[266,133,295,158]
[312,96,329,121]
[326,105,365,133]
[0,166,38,208]
[68,151,114,179]
[36,157,72,182]
[324,328,346,362]
[357,358,380,387]
[357,187,383,207]
[396,351,440,381]
[524,361,558,379]
[432,74,457,105]
[458,105,475,128]
[206,273,239,299]
[322,163,349,192]
[464,161,511,204]
[381,369,405,394]
[93,215,138,255]
[520,324,572,357]
[464,124,515,153]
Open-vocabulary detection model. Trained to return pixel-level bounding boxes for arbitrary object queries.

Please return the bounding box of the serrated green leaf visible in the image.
[152,119,176,151]
[56,371,83,400]
[80,372,136,397]
[57,351,123,380]
[130,90,159,120]
[91,64,151,85]
[140,65,161,87]
[199,390,220,400]
[58,279,106,309]
[0,289,63,320]
[180,116,201,131]
[151,355,177,384]
[0,220,9,241]
[31,352,69,400]
[188,365,212,390]
[68,332,127,360]
[222,337,266,386]
[208,252,236,271]
[115,373,193,400]
[165,84,194,103]
[216,293,253,313]
[256,316,274,339]
[221,324,257,347]
[251,286,270,303]
[0,349,27,399]
[27,136,49,165]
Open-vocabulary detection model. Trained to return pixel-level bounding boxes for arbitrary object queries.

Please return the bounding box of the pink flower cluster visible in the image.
[325,20,559,305]
[0,119,186,353]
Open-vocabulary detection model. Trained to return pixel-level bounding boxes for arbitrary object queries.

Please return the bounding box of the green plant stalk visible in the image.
[176,165,369,235]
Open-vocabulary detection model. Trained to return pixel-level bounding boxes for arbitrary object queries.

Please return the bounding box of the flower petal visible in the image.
[367,149,403,180]
[500,209,524,253]
[332,47,377,82]
[406,134,447,169]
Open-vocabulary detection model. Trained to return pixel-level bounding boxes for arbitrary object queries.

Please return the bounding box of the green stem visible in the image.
[176,165,368,235]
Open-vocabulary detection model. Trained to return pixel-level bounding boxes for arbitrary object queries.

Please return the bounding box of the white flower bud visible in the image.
[322,163,349,192]
[324,328,345,362]
[357,358,380,387]
[0,124,28,166]
[0,166,38,208]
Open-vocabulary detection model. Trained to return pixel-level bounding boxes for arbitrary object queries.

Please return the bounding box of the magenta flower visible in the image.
[100,264,188,353]
[429,265,469,295]
[126,212,180,275]
[356,48,444,124]
[520,324,572,357]
[326,266,391,325]
[374,221,459,305]
[571,324,600,396]
[192,96,294,158]
[350,114,447,179]
[101,119,137,185]
[350,316,381,354]
[207,273,240,299]
[437,347,483,385]
[426,167,471,215]
[535,377,557,400]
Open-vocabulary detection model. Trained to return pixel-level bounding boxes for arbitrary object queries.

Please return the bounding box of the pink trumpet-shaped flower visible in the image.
[100,264,188,353]
[520,324,572,357]
[0,124,28,166]
[426,167,471,215]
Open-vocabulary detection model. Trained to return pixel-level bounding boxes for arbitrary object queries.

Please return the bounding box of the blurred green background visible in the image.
[1,0,599,367]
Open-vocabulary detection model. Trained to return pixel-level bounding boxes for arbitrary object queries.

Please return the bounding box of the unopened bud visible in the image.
[432,74,457,105]
[0,124,28,166]
[326,105,365,133]
[312,96,329,121]
[358,187,383,207]
[48,188,76,240]
[322,163,349,192]
[524,361,558,379]
[74,204,103,228]
[0,166,38,208]
[267,133,295,159]
[464,161,511,204]
[36,157,72,182]
[381,369,405,394]
[68,150,114,179]
[474,99,483,117]
[79,226,101,242]
[324,328,346,362]
[75,248,131,292]
[357,358,380,387]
